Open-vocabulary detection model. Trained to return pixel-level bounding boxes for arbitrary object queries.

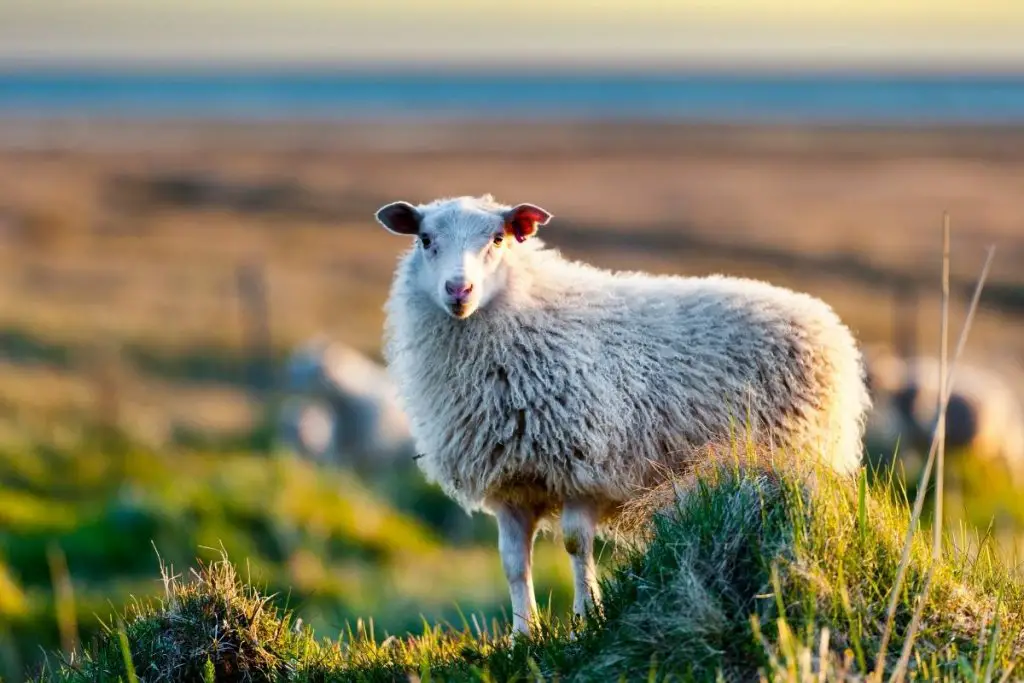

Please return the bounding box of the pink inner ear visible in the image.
[506,205,551,242]
[514,206,551,224]
[509,217,535,243]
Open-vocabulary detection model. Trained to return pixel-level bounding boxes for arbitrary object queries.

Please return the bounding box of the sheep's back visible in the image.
[611,275,868,473]
[385,262,869,515]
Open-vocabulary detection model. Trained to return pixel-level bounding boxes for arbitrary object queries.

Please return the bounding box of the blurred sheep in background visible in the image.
[276,336,489,542]
[863,344,1024,487]
[276,337,416,476]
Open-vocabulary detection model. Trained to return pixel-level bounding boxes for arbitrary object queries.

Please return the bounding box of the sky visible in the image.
[2,0,1023,70]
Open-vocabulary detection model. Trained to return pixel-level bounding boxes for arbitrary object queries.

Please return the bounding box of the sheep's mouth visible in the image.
[443,294,478,319]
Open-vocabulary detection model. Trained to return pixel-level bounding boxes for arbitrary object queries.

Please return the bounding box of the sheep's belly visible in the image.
[425,438,671,519]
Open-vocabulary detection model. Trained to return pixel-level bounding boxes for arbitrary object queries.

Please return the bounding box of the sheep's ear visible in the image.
[503,203,552,243]
[375,201,422,236]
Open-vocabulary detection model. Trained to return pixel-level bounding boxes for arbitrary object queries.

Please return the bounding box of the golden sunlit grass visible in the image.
[24,454,1024,682]
[0,438,576,679]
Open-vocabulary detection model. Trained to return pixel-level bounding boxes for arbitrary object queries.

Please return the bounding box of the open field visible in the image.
[1,118,1023,679]
[0,119,1022,441]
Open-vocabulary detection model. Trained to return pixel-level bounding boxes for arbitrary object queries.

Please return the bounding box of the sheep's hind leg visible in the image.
[495,503,540,636]
[561,500,601,620]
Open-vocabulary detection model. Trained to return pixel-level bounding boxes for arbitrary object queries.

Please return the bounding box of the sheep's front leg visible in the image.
[495,503,539,636]
[562,500,601,619]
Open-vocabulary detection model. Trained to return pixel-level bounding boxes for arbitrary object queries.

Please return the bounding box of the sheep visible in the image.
[374,194,872,635]
[277,337,416,475]
[863,345,1024,485]
[276,394,337,462]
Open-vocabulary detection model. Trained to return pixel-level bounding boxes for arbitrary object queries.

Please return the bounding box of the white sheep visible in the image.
[863,345,1024,485]
[277,337,415,474]
[276,394,337,461]
[374,194,871,635]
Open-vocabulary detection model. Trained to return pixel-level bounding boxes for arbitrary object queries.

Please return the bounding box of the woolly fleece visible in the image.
[382,196,872,524]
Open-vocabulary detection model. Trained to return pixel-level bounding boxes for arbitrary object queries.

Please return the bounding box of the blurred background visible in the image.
[2,0,1024,677]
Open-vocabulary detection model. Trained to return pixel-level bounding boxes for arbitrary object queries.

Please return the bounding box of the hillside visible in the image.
[27,460,1024,682]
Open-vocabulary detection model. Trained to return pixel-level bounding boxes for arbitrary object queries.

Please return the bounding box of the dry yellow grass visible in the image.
[0,119,1022,439]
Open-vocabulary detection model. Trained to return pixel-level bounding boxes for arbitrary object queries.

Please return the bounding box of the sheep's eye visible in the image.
[419,235,432,249]
[492,234,505,246]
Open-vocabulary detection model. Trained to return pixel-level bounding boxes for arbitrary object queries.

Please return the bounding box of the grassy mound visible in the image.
[571,463,1022,681]
[29,460,1023,682]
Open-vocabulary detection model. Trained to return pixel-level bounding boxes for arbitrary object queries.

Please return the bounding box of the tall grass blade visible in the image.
[46,543,79,660]
[871,230,996,681]
[933,212,951,559]
[116,621,139,683]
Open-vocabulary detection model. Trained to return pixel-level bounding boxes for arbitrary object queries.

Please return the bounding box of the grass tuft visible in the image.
[28,458,1023,682]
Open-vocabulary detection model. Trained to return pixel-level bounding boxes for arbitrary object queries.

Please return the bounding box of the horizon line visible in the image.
[3,60,1024,77]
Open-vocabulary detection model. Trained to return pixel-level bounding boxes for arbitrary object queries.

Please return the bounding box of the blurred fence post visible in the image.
[236,261,275,452]
[86,336,130,477]
[89,338,122,433]
[892,280,919,361]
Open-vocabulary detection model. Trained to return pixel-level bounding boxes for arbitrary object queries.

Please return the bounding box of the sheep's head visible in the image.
[374,195,552,319]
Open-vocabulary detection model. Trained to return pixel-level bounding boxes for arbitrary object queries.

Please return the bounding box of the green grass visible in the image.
[24,457,1024,682]
[0,432,575,680]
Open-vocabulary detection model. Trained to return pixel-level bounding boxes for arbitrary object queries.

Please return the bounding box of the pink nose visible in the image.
[445,280,474,300]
